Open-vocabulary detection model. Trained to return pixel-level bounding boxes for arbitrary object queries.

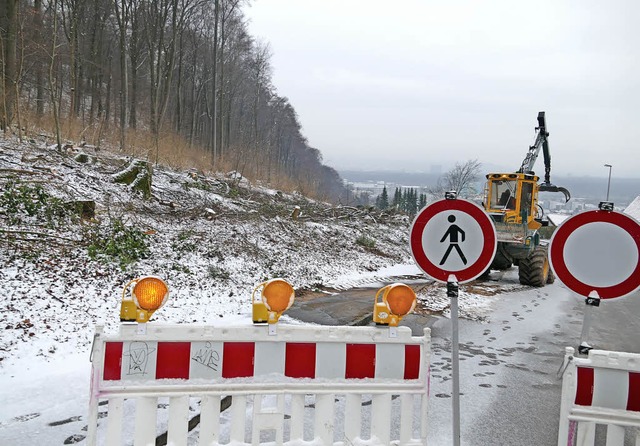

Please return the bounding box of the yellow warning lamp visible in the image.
[120,276,170,323]
[252,278,295,324]
[373,283,417,327]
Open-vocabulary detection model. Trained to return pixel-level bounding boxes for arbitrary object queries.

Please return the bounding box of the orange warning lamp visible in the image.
[373,283,417,326]
[120,276,170,323]
[252,278,295,324]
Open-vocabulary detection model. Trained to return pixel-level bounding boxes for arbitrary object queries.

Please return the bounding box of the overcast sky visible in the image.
[244,0,639,178]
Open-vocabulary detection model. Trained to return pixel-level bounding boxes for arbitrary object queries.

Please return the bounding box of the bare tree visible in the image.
[46,0,63,149]
[430,159,482,198]
[7,0,351,202]
[1,0,19,131]
[112,0,130,150]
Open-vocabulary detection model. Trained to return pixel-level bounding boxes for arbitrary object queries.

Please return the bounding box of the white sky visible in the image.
[244,0,640,178]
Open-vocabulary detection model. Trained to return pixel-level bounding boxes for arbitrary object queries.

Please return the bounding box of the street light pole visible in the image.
[604,164,612,201]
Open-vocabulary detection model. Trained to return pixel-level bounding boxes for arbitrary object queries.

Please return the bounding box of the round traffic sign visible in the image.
[549,210,640,299]
[410,198,497,283]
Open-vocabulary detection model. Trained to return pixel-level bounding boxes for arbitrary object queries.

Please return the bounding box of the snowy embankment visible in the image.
[0,136,416,371]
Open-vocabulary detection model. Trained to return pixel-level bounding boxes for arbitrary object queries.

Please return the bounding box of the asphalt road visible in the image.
[289,273,640,445]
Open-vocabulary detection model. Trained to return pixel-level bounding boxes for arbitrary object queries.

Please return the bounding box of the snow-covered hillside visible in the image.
[0,136,421,370]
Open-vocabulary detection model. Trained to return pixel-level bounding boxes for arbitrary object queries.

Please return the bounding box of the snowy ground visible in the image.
[2,136,608,445]
[0,136,507,444]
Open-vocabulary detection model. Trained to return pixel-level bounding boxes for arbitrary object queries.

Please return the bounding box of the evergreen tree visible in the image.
[408,188,418,216]
[401,189,408,213]
[393,187,401,210]
[419,193,427,210]
[376,186,389,210]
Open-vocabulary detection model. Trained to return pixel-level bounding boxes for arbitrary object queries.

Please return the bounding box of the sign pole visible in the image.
[448,275,461,446]
[409,192,497,446]
[578,291,600,354]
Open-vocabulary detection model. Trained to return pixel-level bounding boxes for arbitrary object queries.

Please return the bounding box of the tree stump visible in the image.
[67,200,96,220]
[113,159,152,199]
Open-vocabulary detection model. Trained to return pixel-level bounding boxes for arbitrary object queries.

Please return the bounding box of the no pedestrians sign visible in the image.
[549,209,640,299]
[410,198,497,283]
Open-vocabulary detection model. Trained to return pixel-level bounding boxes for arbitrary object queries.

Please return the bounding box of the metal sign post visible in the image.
[578,291,600,354]
[448,275,461,446]
[409,192,497,445]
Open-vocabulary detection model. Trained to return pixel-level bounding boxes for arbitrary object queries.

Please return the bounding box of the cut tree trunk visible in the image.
[113,159,152,199]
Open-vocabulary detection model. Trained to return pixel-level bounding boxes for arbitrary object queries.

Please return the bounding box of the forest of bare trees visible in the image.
[0,0,350,202]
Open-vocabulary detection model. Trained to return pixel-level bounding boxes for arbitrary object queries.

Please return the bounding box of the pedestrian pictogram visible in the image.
[549,208,640,299]
[410,197,497,283]
[439,215,467,265]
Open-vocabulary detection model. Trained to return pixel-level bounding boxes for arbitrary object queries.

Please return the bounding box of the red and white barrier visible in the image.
[88,323,431,445]
[558,347,640,446]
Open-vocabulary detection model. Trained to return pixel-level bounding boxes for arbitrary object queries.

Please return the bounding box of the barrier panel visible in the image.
[87,323,431,445]
[557,347,640,446]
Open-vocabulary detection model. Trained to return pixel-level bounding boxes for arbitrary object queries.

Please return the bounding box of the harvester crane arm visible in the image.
[517,111,570,202]
[518,112,549,178]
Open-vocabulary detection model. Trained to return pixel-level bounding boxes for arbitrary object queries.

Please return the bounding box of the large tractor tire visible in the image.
[490,244,513,270]
[518,246,550,287]
[547,267,556,284]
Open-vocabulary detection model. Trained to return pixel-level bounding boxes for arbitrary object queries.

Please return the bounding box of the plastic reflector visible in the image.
[104,342,123,380]
[156,342,190,379]
[628,372,640,411]
[285,343,316,378]
[222,342,255,378]
[575,367,594,406]
[133,277,169,311]
[346,344,375,379]
[404,344,421,379]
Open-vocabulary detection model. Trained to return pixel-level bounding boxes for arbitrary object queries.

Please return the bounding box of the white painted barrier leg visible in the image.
[105,398,124,446]
[198,395,221,445]
[230,395,247,443]
[289,394,306,442]
[399,394,413,444]
[371,394,391,444]
[576,421,595,446]
[421,390,429,442]
[134,397,157,446]
[167,395,189,446]
[344,393,362,443]
[315,394,335,444]
[557,347,576,446]
[606,424,625,446]
[87,328,103,446]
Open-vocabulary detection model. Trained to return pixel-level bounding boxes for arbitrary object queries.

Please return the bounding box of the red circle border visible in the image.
[409,199,497,283]
[549,210,640,299]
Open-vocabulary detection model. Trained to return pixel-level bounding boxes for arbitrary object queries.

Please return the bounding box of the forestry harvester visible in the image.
[483,111,571,286]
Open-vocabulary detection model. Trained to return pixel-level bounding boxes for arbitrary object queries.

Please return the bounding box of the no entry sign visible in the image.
[410,198,497,283]
[549,210,640,299]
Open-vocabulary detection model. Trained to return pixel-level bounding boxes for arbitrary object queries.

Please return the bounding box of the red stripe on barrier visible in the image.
[103,342,123,381]
[404,345,421,379]
[346,344,375,379]
[575,367,594,406]
[223,342,255,378]
[627,372,640,411]
[156,342,191,379]
[285,343,316,378]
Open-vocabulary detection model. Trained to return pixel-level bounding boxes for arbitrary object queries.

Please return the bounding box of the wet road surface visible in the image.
[289,271,640,445]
